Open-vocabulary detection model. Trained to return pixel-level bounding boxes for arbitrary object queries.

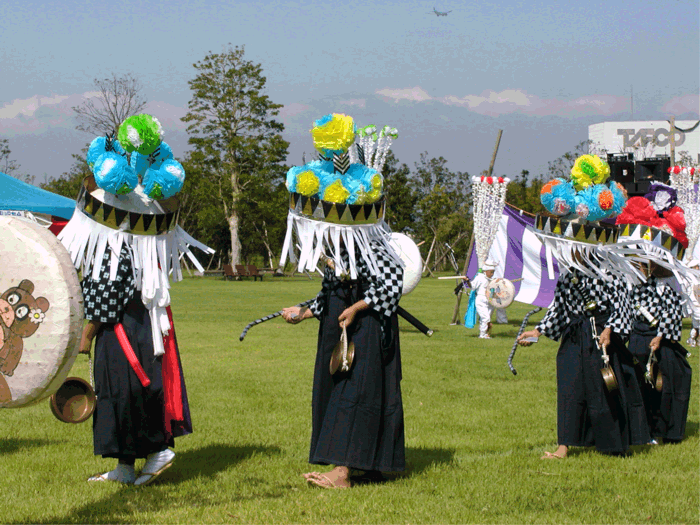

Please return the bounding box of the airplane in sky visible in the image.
[429,7,452,16]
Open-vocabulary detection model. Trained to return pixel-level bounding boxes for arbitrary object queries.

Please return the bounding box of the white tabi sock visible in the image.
[89,462,136,483]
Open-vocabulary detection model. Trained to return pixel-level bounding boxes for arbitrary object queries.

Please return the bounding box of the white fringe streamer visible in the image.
[533,229,700,296]
[58,209,214,356]
[279,212,403,280]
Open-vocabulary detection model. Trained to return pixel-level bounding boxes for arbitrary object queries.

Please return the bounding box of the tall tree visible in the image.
[181,45,289,265]
[73,73,147,136]
[0,138,34,184]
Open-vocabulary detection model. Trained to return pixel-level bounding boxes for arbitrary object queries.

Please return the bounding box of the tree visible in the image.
[40,146,90,199]
[73,73,147,136]
[0,138,34,184]
[411,153,472,270]
[547,140,593,181]
[181,45,289,266]
[382,150,417,233]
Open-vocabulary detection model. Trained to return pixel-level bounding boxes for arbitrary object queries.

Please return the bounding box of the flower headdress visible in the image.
[534,154,628,279]
[279,113,402,279]
[59,114,213,356]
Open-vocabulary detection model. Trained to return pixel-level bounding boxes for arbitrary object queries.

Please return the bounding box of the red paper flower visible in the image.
[615,196,657,226]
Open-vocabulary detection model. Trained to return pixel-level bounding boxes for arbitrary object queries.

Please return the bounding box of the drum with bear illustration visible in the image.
[0,216,83,408]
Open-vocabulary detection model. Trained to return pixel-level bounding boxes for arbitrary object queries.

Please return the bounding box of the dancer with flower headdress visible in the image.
[59,114,213,485]
[615,184,693,444]
[518,154,650,459]
[280,114,405,489]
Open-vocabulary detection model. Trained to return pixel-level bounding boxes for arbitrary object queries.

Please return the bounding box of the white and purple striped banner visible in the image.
[467,204,560,308]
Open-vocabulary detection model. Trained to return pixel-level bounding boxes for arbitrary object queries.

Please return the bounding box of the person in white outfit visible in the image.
[496,307,508,324]
[468,260,496,338]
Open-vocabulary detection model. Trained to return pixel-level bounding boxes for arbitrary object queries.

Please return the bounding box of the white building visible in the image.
[589,120,700,163]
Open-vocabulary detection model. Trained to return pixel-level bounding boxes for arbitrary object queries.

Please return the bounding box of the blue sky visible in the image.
[1,0,698,184]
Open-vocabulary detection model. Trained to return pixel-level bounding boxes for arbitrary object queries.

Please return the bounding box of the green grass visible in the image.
[1,275,698,524]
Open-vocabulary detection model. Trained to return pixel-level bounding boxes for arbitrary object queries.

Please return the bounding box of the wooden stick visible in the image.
[487,130,503,177]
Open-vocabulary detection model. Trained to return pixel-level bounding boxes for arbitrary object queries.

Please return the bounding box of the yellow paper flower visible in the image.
[570,154,610,191]
[311,114,356,155]
[353,189,369,205]
[370,173,383,190]
[322,179,350,203]
[366,187,382,203]
[296,170,320,196]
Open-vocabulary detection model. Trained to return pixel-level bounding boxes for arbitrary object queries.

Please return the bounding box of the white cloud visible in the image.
[0,92,188,135]
[376,86,433,103]
[339,98,366,108]
[376,87,631,118]
[279,102,312,120]
[661,94,699,116]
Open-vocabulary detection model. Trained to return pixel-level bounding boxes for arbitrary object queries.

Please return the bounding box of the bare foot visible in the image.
[304,466,351,489]
[541,445,568,459]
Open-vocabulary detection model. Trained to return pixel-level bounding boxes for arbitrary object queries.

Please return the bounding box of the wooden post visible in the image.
[422,236,437,277]
[450,129,502,324]
[450,230,475,324]
[669,116,676,168]
[487,130,503,177]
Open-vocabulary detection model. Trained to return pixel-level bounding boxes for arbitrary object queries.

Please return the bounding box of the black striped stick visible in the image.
[508,306,542,376]
[240,300,435,341]
[239,299,316,341]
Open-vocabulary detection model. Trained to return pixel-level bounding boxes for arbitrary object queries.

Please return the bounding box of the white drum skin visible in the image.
[389,232,422,295]
[0,217,83,408]
[487,277,516,308]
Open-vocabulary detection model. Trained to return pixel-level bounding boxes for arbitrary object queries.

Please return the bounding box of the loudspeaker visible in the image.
[635,157,670,184]
[607,153,635,184]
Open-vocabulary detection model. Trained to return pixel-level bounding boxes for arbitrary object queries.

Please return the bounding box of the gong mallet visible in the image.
[508,306,542,376]
[239,299,316,341]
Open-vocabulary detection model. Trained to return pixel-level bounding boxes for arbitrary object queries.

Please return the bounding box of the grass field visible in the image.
[1,275,698,524]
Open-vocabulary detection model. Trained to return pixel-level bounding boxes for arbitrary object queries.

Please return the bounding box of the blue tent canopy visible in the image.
[0,172,76,220]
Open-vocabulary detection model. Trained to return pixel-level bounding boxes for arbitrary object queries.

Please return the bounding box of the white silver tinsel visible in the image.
[472,176,510,269]
[669,166,700,259]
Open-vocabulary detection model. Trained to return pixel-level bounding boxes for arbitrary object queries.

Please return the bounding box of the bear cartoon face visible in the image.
[0,279,50,382]
[0,279,49,338]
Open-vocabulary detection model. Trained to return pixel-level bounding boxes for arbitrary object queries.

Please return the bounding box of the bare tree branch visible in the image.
[73,73,147,136]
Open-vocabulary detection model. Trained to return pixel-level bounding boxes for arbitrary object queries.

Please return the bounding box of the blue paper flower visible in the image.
[130,141,174,178]
[142,159,186,200]
[93,152,138,195]
[87,136,126,170]
[540,178,576,216]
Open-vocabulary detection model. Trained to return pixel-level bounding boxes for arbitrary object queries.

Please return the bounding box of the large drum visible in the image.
[389,232,422,295]
[0,216,83,408]
[487,277,516,308]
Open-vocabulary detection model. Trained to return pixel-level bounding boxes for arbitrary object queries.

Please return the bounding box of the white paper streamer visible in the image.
[58,208,214,355]
[279,212,403,279]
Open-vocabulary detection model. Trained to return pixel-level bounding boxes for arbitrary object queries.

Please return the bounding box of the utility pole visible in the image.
[669,116,676,168]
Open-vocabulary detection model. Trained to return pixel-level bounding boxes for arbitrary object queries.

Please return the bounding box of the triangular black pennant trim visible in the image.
[129,212,140,231]
[142,214,155,232]
[114,208,128,227]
